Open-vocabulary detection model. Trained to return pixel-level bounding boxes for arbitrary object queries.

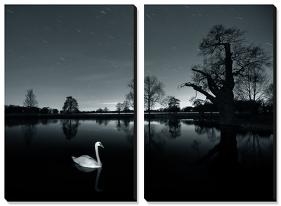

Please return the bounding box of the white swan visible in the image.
[72,141,104,168]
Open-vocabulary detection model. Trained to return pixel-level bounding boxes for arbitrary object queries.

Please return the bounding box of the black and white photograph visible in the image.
[5,5,136,201]
[144,5,276,201]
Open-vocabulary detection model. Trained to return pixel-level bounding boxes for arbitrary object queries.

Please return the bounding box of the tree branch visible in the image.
[192,68,220,96]
[180,82,216,103]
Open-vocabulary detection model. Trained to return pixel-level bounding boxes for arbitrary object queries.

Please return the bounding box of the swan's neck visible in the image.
[95,144,102,166]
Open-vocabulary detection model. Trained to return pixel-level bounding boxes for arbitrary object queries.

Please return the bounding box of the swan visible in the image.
[72,141,104,168]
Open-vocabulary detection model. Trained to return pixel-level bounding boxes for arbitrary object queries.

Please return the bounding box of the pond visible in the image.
[5,118,136,201]
[145,118,275,201]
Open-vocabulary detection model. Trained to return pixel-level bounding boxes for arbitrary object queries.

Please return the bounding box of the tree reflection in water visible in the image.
[61,119,80,140]
[194,123,273,194]
[195,123,272,169]
[149,118,181,139]
[96,119,109,126]
[145,119,166,153]
[191,139,201,157]
[40,119,58,125]
[21,123,37,146]
[116,119,134,145]
[237,130,272,167]
[166,118,181,138]
[146,118,273,200]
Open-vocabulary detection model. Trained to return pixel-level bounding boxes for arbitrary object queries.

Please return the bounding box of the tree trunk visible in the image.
[218,43,235,125]
[148,98,151,115]
[217,91,234,125]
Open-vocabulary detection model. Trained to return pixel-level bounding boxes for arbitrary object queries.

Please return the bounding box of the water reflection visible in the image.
[73,165,103,192]
[145,118,181,151]
[194,124,218,142]
[40,119,58,125]
[166,118,181,138]
[6,118,58,127]
[237,131,272,168]
[193,122,273,168]
[116,119,134,145]
[61,119,80,140]
[21,123,37,146]
[5,118,135,201]
[191,139,201,157]
[145,120,166,153]
[96,119,109,126]
[198,126,238,168]
[145,118,274,201]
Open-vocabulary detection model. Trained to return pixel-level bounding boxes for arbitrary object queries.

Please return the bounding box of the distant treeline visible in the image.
[5,105,59,114]
[149,100,273,114]
[5,105,133,114]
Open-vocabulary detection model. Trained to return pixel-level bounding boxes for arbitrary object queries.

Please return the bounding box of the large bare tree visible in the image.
[181,25,270,124]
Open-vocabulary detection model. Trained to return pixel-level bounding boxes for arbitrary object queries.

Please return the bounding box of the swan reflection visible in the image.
[73,164,103,192]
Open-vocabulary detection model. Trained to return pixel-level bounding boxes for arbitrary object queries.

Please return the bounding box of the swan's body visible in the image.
[72,141,104,168]
[72,155,101,168]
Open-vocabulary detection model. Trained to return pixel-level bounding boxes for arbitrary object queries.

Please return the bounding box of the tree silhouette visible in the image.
[116,103,123,114]
[40,107,51,114]
[166,96,180,112]
[265,83,273,105]
[235,65,267,101]
[181,25,270,124]
[126,79,134,109]
[62,96,79,113]
[122,100,130,112]
[52,109,59,114]
[96,108,103,113]
[23,89,38,107]
[144,75,165,113]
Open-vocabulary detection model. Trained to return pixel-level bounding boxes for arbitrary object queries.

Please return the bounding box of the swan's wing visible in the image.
[72,155,100,168]
[74,164,98,173]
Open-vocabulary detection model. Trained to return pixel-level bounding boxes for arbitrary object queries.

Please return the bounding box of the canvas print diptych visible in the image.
[144,5,276,201]
[4,3,277,203]
[5,5,136,201]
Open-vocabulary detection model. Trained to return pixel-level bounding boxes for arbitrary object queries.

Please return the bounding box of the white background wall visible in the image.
[0,0,280,205]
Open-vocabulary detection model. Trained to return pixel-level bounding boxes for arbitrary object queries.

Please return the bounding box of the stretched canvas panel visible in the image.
[144,5,276,201]
[5,5,137,201]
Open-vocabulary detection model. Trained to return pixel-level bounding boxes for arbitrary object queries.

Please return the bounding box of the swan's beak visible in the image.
[100,143,104,148]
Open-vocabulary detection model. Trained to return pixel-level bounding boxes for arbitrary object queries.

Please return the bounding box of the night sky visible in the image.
[145,5,274,108]
[5,5,134,111]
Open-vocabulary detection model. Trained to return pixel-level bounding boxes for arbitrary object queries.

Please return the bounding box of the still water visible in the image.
[145,118,275,201]
[5,118,135,201]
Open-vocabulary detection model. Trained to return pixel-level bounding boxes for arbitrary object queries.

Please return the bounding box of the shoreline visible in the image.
[5,113,134,119]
